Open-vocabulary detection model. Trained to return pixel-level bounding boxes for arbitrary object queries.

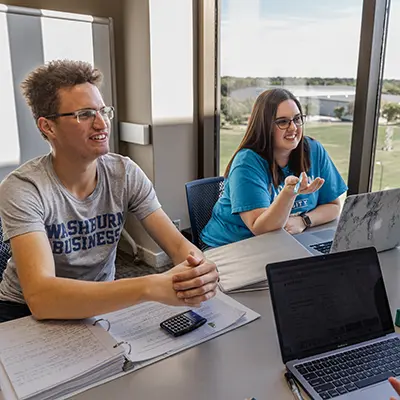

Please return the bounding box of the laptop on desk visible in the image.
[294,188,400,255]
[266,247,400,399]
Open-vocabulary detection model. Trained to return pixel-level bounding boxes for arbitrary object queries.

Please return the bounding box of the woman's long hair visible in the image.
[224,88,311,188]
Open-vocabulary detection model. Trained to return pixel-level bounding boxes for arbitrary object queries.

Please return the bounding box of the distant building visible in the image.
[229,85,400,119]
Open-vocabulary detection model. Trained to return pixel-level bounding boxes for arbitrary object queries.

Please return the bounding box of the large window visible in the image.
[371,0,400,191]
[219,0,363,189]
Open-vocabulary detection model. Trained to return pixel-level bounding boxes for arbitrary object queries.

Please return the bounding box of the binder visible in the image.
[92,318,134,372]
[0,292,260,400]
[0,318,126,400]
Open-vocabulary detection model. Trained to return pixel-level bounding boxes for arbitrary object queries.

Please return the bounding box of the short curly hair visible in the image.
[21,59,103,122]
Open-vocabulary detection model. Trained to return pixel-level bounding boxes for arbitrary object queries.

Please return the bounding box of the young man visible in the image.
[0,60,218,323]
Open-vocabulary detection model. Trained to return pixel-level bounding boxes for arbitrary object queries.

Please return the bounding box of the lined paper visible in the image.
[0,318,122,400]
[101,295,246,362]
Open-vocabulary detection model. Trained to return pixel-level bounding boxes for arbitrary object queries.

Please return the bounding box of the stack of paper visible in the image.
[0,319,125,400]
[205,229,313,293]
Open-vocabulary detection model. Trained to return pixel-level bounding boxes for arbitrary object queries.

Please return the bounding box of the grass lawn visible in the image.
[220,122,400,191]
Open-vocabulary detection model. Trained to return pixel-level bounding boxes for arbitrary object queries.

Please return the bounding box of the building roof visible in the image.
[230,85,400,104]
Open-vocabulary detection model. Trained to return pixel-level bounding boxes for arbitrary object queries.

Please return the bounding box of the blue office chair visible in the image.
[0,218,11,282]
[185,176,225,250]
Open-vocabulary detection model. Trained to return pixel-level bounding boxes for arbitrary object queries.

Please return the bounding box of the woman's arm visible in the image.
[241,174,325,236]
[240,186,296,235]
[306,198,341,226]
[284,198,341,234]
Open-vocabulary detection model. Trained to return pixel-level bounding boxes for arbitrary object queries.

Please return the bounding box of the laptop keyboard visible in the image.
[295,338,400,399]
[310,241,333,254]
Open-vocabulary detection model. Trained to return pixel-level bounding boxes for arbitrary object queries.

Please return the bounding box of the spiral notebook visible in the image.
[0,292,259,400]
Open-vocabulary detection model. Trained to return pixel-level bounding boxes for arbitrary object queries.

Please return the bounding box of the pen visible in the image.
[293,172,303,194]
[284,371,304,400]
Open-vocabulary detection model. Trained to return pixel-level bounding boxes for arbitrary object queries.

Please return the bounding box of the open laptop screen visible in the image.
[267,247,394,364]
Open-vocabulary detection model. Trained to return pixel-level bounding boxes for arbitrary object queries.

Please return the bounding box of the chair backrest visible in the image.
[185,176,225,250]
[0,218,11,281]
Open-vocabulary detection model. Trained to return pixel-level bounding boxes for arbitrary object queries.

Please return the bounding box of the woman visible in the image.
[201,88,348,248]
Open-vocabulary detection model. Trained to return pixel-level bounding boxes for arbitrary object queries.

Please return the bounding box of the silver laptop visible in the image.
[294,188,400,255]
[267,247,400,399]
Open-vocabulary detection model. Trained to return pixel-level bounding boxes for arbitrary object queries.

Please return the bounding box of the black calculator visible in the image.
[160,310,207,337]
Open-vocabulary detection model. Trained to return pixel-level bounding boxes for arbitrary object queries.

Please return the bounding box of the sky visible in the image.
[221,0,400,79]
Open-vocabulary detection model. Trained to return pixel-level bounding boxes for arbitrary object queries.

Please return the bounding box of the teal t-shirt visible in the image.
[201,137,348,248]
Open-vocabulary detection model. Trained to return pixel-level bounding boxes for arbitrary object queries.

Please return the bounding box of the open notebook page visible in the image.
[99,293,246,362]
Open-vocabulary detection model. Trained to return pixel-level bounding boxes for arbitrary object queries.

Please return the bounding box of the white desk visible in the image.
[67,230,400,400]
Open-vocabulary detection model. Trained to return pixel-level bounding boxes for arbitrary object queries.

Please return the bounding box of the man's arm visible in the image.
[11,231,190,320]
[141,208,219,303]
[140,208,203,264]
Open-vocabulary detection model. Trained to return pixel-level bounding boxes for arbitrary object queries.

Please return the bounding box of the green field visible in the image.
[220,122,400,191]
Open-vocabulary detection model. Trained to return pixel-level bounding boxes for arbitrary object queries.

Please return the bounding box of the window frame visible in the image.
[199,0,392,194]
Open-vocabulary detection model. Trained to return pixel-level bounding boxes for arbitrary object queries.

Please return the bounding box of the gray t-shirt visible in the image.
[0,153,161,304]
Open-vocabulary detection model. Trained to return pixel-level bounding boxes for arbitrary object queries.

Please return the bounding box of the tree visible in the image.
[381,102,400,151]
[220,96,253,125]
[301,99,318,116]
[334,106,345,120]
[221,80,228,97]
[383,82,400,95]
[346,101,354,116]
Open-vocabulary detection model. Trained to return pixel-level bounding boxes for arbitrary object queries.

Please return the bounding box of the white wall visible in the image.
[120,0,158,254]
[122,0,198,263]
[0,11,20,167]
[149,0,196,231]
